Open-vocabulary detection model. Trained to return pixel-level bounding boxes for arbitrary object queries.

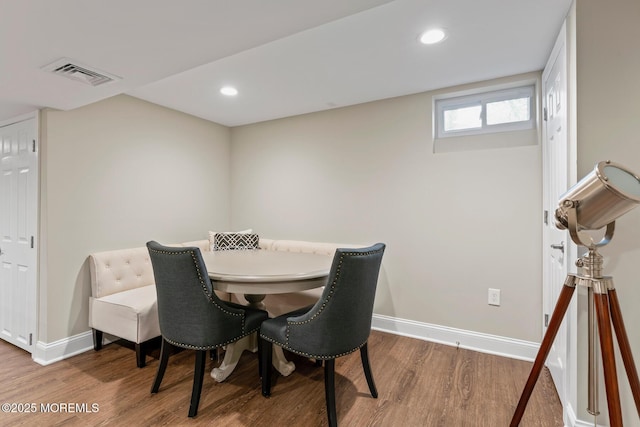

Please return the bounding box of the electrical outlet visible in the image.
[488,288,501,306]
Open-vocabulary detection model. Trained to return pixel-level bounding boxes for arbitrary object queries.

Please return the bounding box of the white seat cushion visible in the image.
[89,285,160,344]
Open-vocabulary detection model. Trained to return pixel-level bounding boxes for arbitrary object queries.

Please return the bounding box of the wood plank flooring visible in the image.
[0,330,562,426]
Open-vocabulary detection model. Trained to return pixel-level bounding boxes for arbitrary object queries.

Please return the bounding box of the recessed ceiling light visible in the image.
[420,28,446,45]
[220,86,238,96]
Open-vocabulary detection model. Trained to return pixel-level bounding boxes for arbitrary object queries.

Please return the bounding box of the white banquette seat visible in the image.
[88,237,361,367]
[88,246,158,368]
[88,240,210,367]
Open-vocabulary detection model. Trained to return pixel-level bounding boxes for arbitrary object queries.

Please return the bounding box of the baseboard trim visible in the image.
[371,314,539,362]
[33,331,94,366]
[32,331,120,366]
[33,316,540,366]
[34,316,605,426]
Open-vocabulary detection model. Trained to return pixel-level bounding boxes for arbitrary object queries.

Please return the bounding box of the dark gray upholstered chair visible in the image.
[260,243,385,427]
[146,241,268,418]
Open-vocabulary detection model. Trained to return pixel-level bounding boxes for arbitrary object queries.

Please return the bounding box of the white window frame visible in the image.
[435,84,536,139]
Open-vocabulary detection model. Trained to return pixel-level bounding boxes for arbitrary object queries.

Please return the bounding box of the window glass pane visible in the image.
[486,97,530,125]
[443,105,482,131]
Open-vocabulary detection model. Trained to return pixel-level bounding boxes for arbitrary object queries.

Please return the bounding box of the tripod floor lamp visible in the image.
[511,160,640,427]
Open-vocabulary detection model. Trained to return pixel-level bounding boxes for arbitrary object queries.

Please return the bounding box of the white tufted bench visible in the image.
[88,240,211,367]
[89,246,161,367]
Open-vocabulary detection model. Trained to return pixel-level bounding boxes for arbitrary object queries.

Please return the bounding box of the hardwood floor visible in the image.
[0,331,562,426]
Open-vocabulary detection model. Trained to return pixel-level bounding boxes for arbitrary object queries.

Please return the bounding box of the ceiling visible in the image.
[0,0,572,127]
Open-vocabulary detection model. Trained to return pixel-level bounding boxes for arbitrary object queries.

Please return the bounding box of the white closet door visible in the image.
[0,116,38,353]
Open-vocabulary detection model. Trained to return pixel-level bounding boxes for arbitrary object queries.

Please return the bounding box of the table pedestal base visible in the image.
[211,333,295,382]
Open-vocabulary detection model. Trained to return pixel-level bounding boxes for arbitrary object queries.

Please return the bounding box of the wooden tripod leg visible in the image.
[593,292,623,427]
[510,282,576,427]
[608,288,640,418]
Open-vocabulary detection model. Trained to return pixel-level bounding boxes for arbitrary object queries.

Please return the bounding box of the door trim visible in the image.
[541,20,578,423]
[0,110,39,355]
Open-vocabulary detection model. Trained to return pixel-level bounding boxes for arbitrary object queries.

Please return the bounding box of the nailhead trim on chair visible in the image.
[287,247,383,328]
[287,254,343,327]
[261,246,384,359]
[148,246,247,336]
[165,326,261,351]
[260,335,366,360]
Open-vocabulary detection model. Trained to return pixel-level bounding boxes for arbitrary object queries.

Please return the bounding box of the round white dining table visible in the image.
[200,249,332,382]
[203,249,331,296]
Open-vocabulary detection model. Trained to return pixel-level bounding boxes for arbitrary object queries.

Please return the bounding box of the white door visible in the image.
[542,24,569,408]
[0,116,38,353]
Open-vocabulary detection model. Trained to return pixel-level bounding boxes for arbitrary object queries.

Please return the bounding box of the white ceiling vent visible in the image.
[42,58,121,86]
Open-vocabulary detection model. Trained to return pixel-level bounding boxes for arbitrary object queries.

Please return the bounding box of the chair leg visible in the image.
[324,359,337,427]
[261,338,273,397]
[151,338,171,393]
[360,343,378,398]
[189,350,207,418]
[135,342,146,368]
[92,329,103,351]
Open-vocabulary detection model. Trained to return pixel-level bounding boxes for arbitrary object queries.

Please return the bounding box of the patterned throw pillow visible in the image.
[213,233,259,251]
[208,229,252,251]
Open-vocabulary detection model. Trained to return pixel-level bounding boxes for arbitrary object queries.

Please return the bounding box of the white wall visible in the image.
[230,72,544,343]
[39,95,231,342]
[574,0,640,424]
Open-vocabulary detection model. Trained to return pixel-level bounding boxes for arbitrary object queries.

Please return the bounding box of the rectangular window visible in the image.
[435,84,535,139]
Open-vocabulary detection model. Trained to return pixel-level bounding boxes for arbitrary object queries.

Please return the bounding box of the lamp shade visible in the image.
[555,160,640,230]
